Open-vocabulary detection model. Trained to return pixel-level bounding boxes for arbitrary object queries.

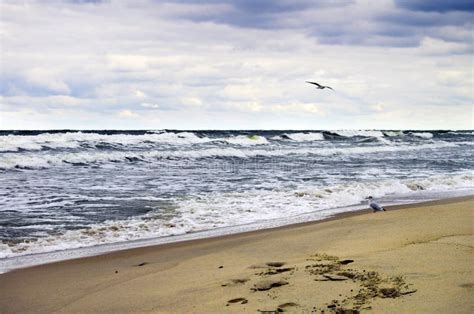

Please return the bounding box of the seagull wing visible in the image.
[306,81,323,88]
[325,86,334,90]
[370,202,383,211]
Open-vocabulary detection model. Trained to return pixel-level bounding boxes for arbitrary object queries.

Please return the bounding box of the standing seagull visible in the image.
[366,196,386,212]
[306,81,334,90]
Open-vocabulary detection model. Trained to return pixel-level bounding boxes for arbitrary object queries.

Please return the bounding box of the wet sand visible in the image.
[0,196,473,313]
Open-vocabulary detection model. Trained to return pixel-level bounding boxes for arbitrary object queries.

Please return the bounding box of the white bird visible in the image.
[366,196,385,212]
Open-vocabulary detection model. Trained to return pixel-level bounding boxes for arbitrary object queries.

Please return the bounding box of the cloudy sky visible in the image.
[1,0,473,130]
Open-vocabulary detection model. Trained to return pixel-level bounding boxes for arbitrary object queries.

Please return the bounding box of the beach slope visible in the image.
[0,197,473,313]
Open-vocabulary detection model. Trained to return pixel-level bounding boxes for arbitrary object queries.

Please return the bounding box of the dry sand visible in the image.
[0,196,473,313]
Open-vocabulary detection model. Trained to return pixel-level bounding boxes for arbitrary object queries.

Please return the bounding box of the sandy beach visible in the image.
[2,1,473,313]
[0,196,473,313]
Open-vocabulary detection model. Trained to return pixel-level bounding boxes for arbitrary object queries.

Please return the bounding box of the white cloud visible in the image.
[117,109,139,118]
[141,103,160,109]
[271,102,325,116]
[243,101,262,112]
[135,90,147,98]
[181,97,203,107]
[370,103,385,112]
[106,54,150,72]
[24,68,71,94]
[418,37,471,55]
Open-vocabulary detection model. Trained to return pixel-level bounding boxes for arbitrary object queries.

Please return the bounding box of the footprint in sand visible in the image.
[226,297,248,305]
[221,278,250,287]
[459,283,474,289]
[249,262,286,269]
[257,303,299,313]
[252,279,289,291]
[266,262,286,267]
[322,274,350,281]
[278,302,299,311]
[258,267,295,276]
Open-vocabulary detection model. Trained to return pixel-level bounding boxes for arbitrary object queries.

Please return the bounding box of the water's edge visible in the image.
[1,189,472,274]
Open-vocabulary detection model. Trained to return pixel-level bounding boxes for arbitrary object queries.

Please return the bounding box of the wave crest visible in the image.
[284,132,324,141]
[332,130,385,138]
[410,132,433,139]
[0,142,461,170]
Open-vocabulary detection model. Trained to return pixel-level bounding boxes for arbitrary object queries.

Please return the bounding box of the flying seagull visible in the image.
[306,81,334,90]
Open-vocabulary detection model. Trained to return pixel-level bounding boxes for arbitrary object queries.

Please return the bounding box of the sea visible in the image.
[0,130,473,272]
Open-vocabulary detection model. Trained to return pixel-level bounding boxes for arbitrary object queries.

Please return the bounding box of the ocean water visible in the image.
[0,130,473,268]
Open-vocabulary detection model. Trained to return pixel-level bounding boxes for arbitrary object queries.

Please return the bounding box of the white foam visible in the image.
[448,131,473,135]
[284,132,325,141]
[333,130,385,138]
[0,244,13,259]
[224,135,269,145]
[410,132,433,139]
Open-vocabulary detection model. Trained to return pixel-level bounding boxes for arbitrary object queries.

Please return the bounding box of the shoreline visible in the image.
[1,196,473,313]
[1,194,472,274]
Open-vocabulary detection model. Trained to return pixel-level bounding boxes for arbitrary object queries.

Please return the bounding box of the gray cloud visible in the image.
[167,0,354,30]
[70,0,104,3]
[155,0,473,48]
[394,0,474,12]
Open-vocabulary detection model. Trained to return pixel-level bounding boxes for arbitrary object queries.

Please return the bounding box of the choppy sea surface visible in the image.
[0,130,472,270]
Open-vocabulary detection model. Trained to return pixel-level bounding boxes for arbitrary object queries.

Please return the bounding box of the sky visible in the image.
[0,0,473,130]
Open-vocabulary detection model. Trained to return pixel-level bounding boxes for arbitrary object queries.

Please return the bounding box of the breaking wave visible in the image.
[284,132,325,141]
[0,142,464,170]
[223,135,269,145]
[0,131,212,152]
[330,130,385,138]
[3,130,467,153]
[410,132,434,139]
